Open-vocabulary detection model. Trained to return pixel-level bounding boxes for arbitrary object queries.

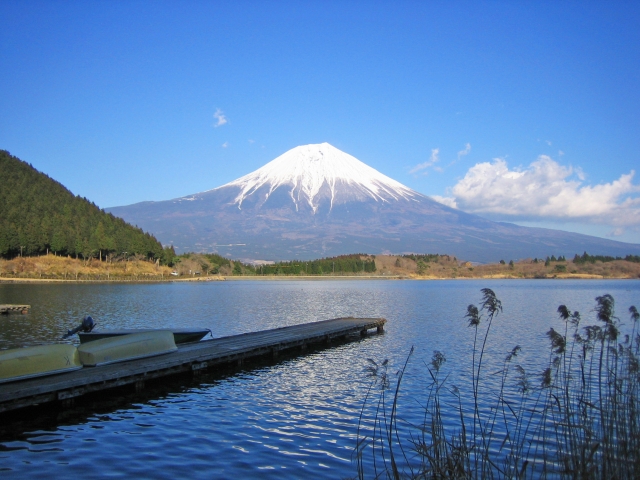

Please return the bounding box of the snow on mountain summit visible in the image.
[219,143,419,212]
[108,143,640,262]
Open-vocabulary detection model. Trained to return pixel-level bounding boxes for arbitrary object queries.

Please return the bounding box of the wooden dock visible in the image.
[0,305,30,315]
[0,317,385,413]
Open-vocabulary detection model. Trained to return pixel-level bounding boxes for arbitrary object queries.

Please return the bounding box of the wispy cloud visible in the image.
[457,143,471,160]
[410,148,440,175]
[433,155,640,227]
[222,141,229,148]
[414,143,473,175]
[213,108,228,127]
[431,195,457,209]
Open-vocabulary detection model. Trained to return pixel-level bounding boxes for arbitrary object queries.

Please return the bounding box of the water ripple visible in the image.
[0,279,638,478]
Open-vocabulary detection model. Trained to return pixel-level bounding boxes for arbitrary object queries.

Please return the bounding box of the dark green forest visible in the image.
[573,251,640,264]
[0,150,172,262]
[252,254,376,275]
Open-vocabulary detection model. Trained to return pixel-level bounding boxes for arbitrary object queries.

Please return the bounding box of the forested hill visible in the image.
[0,150,169,262]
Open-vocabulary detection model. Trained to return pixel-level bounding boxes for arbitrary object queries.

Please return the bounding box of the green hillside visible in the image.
[0,150,169,262]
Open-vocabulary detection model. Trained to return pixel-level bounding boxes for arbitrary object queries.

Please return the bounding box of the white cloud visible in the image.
[213,108,227,127]
[438,155,640,226]
[431,195,457,209]
[222,141,229,148]
[410,148,440,175]
[457,143,471,160]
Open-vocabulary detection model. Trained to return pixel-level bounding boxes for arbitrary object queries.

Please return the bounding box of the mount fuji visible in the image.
[107,143,640,262]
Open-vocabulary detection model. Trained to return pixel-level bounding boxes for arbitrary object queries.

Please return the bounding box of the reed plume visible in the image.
[355,290,640,479]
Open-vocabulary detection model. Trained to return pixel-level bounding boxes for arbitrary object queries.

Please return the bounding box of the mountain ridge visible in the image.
[216,142,419,213]
[107,143,640,262]
[0,150,168,261]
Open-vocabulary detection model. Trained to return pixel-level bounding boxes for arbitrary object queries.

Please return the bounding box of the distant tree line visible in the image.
[573,251,640,265]
[252,254,376,275]
[402,253,456,263]
[526,255,567,266]
[532,253,640,265]
[520,253,640,267]
[172,250,640,276]
[0,150,172,263]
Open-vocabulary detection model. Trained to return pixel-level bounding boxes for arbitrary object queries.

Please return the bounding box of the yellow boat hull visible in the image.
[0,344,82,384]
[78,330,177,367]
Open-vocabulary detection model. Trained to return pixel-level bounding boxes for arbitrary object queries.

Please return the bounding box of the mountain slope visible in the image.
[222,143,418,212]
[0,150,165,260]
[107,143,640,262]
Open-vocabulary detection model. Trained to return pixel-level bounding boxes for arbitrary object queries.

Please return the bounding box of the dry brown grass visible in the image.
[0,254,174,281]
[2,254,639,281]
[375,255,640,279]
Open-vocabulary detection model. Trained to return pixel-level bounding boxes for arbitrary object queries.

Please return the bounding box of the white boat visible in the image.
[0,344,82,384]
[77,330,177,367]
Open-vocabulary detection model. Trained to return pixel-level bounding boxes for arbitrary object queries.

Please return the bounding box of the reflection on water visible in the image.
[0,279,638,478]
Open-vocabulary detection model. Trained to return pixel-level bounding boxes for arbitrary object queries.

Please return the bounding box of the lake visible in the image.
[1,279,638,478]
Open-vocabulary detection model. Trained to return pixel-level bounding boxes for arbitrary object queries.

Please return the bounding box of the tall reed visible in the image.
[354,290,640,479]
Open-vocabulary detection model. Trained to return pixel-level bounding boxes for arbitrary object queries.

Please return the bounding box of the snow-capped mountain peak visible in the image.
[219,142,419,212]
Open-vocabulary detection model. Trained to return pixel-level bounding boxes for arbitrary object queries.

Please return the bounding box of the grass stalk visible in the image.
[356,290,640,479]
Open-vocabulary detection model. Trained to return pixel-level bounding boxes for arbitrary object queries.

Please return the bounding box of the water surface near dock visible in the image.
[1,279,638,478]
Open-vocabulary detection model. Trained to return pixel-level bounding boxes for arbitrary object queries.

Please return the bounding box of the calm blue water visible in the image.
[0,279,638,478]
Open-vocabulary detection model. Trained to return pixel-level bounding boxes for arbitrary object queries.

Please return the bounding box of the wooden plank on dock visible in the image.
[0,305,30,315]
[0,317,385,413]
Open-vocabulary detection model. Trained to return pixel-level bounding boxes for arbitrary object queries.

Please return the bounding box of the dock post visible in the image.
[377,325,384,334]
[192,362,208,376]
[135,380,145,393]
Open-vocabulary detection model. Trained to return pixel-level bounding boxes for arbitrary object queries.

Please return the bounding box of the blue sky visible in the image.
[1,1,639,244]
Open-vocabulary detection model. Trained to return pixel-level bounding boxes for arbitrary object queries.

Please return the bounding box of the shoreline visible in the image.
[1,273,637,284]
[3,254,638,283]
